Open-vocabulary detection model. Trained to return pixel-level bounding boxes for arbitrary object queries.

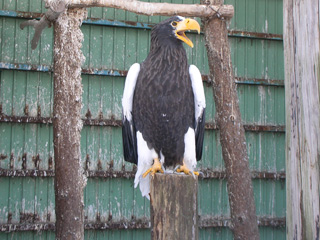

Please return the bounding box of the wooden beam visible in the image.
[53,8,87,240]
[68,0,234,19]
[150,174,198,240]
[283,0,320,239]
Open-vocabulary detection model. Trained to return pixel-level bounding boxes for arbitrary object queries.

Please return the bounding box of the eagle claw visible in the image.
[174,162,199,179]
[142,158,164,178]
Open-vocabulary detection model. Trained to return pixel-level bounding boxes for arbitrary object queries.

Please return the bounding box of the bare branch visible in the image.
[20,0,67,50]
[67,0,234,19]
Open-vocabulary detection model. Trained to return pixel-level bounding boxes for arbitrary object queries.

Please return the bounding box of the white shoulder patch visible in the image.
[189,65,206,121]
[122,63,140,121]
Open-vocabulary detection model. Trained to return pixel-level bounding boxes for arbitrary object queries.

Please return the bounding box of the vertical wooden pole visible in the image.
[150,174,198,240]
[53,8,87,240]
[201,1,260,239]
[283,0,320,239]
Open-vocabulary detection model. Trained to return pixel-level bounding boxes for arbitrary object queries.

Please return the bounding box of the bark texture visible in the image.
[68,0,234,19]
[201,1,259,239]
[283,0,320,239]
[150,174,198,240]
[53,8,87,240]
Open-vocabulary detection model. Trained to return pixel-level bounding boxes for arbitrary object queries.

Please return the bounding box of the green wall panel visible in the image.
[0,123,285,174]
[246,132,285,171]
[85,178,149,222]
[226,0,283,34]
[85,229,151,240]
[230,38,284,80]
[0,177,285,237]
[259,227,286,240]
[199,227,233,240]
[253,179,286,217]
[1,70,284,126]
[238,85,285,125]
[198,179,230,217]
[0,231,55,240]
[0,70,53,118]
[0,17,54,66]
[0,0,282,35]
[0,177,55,224]
[0,123,53,170]
[0,18,283,79]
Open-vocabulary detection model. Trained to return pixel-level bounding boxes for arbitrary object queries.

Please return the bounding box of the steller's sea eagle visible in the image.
[122,16,206,198]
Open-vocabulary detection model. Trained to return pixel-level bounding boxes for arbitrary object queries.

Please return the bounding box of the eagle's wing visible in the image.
[122,63,140,164]
[189,65,206,161]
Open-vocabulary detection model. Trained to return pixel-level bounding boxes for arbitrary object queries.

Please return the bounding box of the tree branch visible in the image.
[20,0,67,49]
[67,0,234,19]
[20,0,233,49]
[201,0,259,238]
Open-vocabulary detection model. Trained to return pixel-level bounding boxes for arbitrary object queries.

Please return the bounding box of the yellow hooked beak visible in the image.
[174,18,200,48]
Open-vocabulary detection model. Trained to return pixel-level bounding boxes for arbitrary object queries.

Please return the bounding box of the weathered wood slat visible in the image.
[0,216,286,232]
[0,114,285,132]
[0,168,286,180]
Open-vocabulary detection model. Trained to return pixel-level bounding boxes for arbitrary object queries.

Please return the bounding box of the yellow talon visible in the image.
[193,171,200,176]
[176,161,199,177]
[142,158,164,178]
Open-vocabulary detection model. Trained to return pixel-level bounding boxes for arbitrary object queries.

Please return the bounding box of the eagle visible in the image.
[122,16,206,198]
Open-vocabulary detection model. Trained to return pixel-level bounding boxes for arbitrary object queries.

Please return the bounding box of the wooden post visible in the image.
[150,174,198,240]
[201,1,260,239]
[53,8,87,240]
[283,0,320,239]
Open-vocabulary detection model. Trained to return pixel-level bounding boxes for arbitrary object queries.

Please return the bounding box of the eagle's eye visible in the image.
[171,21,178,27]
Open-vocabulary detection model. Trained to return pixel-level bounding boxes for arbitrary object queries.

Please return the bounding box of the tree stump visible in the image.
[150,173,198,240]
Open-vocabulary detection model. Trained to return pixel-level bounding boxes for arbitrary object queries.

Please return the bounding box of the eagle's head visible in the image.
[151,16,200,49]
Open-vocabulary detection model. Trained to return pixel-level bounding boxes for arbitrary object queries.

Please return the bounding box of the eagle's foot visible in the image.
[174,162,199,178]
[142,158,164,178]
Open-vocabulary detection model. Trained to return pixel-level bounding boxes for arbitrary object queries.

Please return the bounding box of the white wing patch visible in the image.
[189,65,206,126]
[183,127,196,170]
[135,131,158,199]
[183,66,206,172]
[122,63,140,121]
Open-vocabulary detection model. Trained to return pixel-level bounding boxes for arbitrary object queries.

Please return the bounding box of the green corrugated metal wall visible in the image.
[0,0,285,239]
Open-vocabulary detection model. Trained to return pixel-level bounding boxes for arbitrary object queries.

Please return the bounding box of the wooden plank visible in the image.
[0,178,10,223]
[26,72,39,117]
[12,72,27,116]
[38,72,53,117]
[0,71,14,116]
[283,0,320,239]
[37,124,51,170]
[11,124,24,169]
